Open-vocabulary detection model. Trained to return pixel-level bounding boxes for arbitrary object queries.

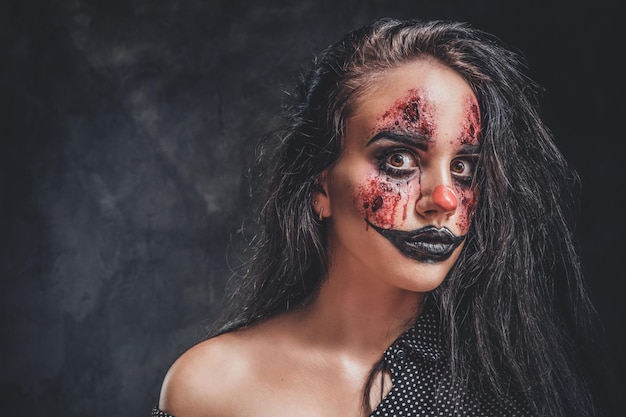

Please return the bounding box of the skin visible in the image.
[158,58,481,417]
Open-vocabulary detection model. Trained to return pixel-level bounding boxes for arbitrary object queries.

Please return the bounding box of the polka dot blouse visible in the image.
[368,307,531,416]
[152,307,532,416]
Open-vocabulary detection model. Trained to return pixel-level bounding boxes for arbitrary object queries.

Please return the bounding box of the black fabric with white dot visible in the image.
[371,306,532,416]
[151,306,532,416]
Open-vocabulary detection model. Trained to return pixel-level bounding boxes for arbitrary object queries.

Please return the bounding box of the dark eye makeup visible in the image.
[376,148,419,178]
[373,143,479,184]
[450,155,479,185]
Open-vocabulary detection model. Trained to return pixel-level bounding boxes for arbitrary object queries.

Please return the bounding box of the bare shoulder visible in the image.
[158,330,258,417]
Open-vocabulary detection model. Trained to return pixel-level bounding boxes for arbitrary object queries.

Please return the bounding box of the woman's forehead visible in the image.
[350,61,477,116]
[344,61,481,147]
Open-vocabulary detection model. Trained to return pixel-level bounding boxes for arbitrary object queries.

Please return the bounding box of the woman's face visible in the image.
[320,59,481,292]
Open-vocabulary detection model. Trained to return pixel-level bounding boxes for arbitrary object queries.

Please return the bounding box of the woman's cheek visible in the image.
[355,175,409,229]
[455,185,478,234]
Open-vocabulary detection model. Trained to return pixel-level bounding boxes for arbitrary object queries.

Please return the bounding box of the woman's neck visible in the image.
[291,261,424,358]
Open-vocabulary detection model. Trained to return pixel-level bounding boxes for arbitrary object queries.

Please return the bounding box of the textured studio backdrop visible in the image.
[2,1,624,416]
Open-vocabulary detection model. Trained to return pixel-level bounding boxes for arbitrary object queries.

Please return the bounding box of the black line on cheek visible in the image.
[371,196,383,212]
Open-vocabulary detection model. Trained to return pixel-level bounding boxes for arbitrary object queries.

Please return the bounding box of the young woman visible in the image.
[153,18,601,417]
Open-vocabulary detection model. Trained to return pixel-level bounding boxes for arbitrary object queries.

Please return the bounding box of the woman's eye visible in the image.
[385,152,416,170]
[450,158,475,179]
[375,148,419,179]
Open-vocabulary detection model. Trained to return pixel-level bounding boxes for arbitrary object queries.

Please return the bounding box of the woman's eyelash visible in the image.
[375,148,419,178]
[451,155,479,184]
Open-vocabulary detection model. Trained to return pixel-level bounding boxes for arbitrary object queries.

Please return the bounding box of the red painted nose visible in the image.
[432,185,457,212]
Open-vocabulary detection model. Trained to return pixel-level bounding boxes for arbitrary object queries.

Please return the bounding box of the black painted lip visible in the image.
[367,221,465,263]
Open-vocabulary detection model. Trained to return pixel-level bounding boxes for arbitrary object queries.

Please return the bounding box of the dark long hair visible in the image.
[211,18,601,417]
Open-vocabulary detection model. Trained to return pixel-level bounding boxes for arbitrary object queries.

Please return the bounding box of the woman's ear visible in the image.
[312,170,332,221]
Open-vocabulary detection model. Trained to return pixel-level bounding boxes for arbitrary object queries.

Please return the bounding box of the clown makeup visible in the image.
[353,87,480,263]
[321,59,481,290]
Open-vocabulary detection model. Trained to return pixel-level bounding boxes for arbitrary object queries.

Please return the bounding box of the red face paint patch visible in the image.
[356,176,404,229]
[375,89,435,137]
[459,95,481,146]
[454,185,478,233]
[450,94,481,232]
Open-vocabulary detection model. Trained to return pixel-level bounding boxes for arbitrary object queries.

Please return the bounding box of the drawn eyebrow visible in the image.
[457,144,480,155]
[366,131,430,151]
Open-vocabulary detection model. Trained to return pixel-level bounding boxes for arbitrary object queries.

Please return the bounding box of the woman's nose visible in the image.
[432,184,458,212]
[416,184,458,217]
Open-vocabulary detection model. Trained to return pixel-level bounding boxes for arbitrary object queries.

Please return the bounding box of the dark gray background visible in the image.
[2,0,624,416]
